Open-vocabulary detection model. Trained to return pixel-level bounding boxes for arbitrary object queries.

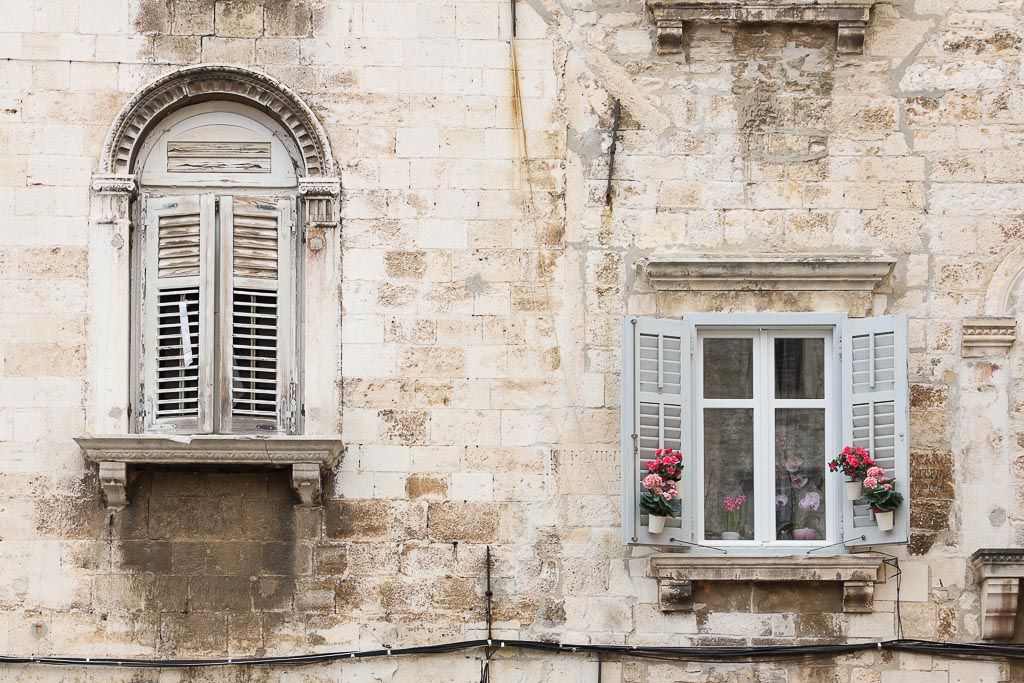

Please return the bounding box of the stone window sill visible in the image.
[75,434,344,508]
[648,0,877,55]
[649,553,886,613]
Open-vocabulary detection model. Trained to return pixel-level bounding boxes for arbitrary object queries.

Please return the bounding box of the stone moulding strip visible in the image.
[649,553,886,613]
[648,0,874,54]
[643,254,896,292]
[75,434,344,508]
[962,317,1016,358]
[970,548,1024,640]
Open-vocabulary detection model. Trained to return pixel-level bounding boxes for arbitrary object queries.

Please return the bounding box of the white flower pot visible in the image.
[721,531,741,540]
[874,510,894,531]
[648,515,667,533]
[845,480,863,501]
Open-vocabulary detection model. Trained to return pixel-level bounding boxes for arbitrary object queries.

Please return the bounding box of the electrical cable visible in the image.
[5,639,1024,669]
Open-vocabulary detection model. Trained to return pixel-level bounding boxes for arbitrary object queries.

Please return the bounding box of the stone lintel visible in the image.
[643,255,896,292]
[971,549,1024,639]
[76,434,344,508]
[649,554,885,613]
[649,0,873,55]
[962,317,1016,358]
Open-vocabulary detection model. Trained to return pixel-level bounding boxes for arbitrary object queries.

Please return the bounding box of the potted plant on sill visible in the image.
[721,494,747,540]
[793,491,821,541]
[641,449,683,533]
[862,467,903,531]
[827,445,877,501]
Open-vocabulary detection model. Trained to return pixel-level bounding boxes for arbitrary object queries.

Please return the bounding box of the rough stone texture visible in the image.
[2,0,1024,677]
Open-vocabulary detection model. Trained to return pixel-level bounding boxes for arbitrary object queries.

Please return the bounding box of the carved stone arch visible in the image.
[960,247,1021,357]
[984,245,1024,317]
[99,63,335,178]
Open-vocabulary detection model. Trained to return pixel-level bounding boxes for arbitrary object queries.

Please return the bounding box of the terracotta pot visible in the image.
[721,531,741,540]
[793,527,818,541]
[874,510,894,531]
[845,480,863,501]
[648,515,666,533]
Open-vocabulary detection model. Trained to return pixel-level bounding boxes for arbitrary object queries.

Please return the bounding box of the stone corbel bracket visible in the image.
[962,317,1016,358]
[648,0,875,55]
[298,176,341,252]
[650,554,886,613]
[75,434,344,508]
[971,549,1024,639]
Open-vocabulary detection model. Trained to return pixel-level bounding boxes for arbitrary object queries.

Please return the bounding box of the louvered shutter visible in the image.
[621,316,694,546]
[141,195,215,433]
[217,195,296,434]
[841,315,910,546]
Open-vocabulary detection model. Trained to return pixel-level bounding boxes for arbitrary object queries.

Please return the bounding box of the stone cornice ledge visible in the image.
[75,434,344,508]
[643,255,896,293]
[650,554,885,613]
[648,0,875,54]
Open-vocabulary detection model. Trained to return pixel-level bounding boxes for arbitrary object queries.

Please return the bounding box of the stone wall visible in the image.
[1,0,1024,679]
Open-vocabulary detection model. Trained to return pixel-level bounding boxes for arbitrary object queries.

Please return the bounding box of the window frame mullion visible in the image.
[215,194,234,434]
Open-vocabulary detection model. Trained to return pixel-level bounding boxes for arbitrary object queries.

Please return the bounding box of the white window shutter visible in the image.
[141,194,215,433]
[621,316,694,546]
[217,195,297,434]
[841,314,910,547]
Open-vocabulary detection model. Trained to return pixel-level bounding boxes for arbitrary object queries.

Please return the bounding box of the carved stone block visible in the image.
[659,580,694,611]
[290,462,322,507]
[842,580,875,613]
[98,461,127,510]
[971,549,1024,639]
[962,317,1016,358]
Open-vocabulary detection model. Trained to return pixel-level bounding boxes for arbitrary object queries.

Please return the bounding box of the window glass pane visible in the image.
[703,408,754,540]
[703,338,753,399]
[774,409,826,541]
[774,338,824,399]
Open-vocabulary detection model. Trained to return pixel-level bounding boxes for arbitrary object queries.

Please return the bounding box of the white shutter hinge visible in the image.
[282,380,299,433]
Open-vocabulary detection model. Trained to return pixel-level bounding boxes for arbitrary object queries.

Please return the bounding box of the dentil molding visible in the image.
[75,434,344,508]
[962,317,1016,358]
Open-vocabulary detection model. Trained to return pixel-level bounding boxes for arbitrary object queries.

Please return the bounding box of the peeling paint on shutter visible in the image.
[142,195,215,433]
[217,195,295,433]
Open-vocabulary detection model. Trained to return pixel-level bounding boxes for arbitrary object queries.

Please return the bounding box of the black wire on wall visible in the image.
[3,639,1024,670]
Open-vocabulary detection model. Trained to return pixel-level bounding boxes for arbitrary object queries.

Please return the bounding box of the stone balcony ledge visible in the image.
[649,553,886,613]
[648,0,876,54]
[75,434,344,509]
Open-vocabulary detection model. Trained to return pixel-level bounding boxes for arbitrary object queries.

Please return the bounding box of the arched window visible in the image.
[81,67,342,507]
[134,103,301,434]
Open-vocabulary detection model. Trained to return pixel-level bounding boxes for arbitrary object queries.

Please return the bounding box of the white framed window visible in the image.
[621,313,910,551]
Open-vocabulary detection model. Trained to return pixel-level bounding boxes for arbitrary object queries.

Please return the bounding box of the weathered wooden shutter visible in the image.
[141,195,215,433]
[217,195,296,434]
[841,314,910,546]
[621,316,694,546]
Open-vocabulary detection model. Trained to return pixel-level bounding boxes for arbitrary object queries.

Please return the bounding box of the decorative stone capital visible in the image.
[77,434,344,508]
[643,255,896,293]
[971,549,1024,639]
[962,317,1016,358]
[649,554,885,613]
[91,174,137,196]
[298,176,341,196]
[648,0,874,55]
[298,176,341,234]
